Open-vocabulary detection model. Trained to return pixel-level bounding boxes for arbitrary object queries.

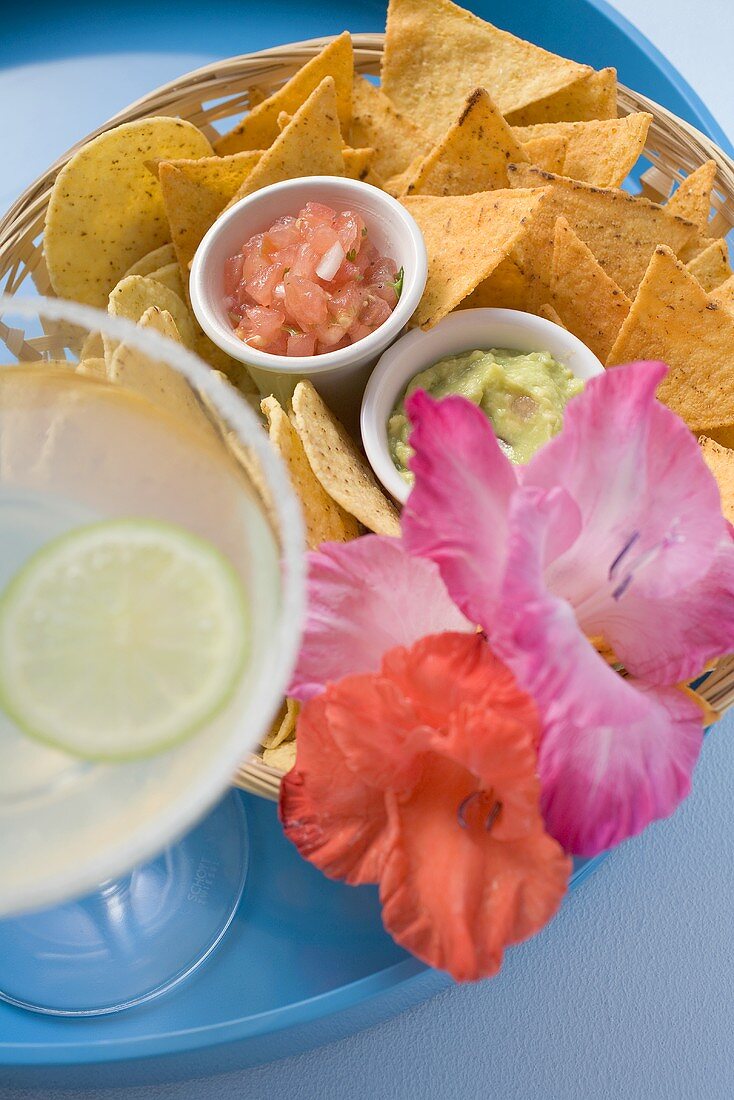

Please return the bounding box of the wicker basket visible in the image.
[2,33,734,801]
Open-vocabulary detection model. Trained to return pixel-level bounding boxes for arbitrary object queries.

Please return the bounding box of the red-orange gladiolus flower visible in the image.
[281,631,571,981]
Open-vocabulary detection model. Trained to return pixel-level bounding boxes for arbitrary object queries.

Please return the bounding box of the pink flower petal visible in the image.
[289,535,473,701]
[496,487,705,856]
[401,391,518,626]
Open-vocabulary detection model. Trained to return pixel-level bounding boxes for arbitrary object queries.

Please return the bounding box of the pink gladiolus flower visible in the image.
[402,361,734,856]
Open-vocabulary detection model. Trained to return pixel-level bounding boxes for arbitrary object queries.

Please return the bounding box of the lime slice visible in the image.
[0,519,248,760]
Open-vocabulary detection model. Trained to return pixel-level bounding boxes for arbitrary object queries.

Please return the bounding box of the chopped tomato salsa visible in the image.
[224,202,401,356]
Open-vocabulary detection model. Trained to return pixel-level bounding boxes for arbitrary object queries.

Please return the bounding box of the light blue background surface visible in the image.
[2,1,734,1096]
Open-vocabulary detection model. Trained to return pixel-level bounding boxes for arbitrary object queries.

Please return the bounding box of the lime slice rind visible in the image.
[0,519,249,761]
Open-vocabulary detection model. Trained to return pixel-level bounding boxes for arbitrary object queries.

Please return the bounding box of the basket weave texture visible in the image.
[1,33,734,800]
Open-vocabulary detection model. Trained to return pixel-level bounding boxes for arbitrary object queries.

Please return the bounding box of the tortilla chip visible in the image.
[124,243,177,279]
[514,113,652,188]
[226,78,345,208]
[402,188,548,327]
[699,436,734,524]
[550,216,631,361]
[349,75,433,181]
[105,273,196,366]
[192,327,258,396]
[262,740,297,771]
[505,67,617,126]
[45,118,212,308]
[79,330,104,360]
[147,261,185,299]
[214,32,353,154]
[291,381,401,536]
[506,163,699,306]
[261,394,360,548]
[462,256,535,311]
[537,303,566,328]
[109,307,213,436]
[666,160,717,230]
[158,151,262,279]
[402,88,528,197]
[381,0,589,139]
[262,697,300,750]
[686,237,732,291]
[76,357,107,380]
[606,245,734,431]
[341,146,375,181]
[711,275,734,314]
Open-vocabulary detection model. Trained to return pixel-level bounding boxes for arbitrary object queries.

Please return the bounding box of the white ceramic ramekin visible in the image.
[189,176,427,427]
[361,307,605,505]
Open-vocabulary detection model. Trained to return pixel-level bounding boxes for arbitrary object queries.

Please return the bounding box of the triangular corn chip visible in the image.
[262,697,300,751]
[666,160,717,230]
[711,275,734,314]
[76,357,107,380]
[262,740,297,771]
[461,256,532,312]
[402,188,548,327]
[381,0,589,138]
[514,113,652,188]
[275,107,374,181]
[401,88,528,196]
[606,245,734,431]
[227,78,345,208]
[686,237,732,291]
[45,117,212,307]
[505,67,617,126]
[348,75,433,181]
[699,436,734,523]
[290,381,401,536]
[506,163,699,306]
[537,303,566,328]
[214,32,353,154]
[261,394,360,548]
[158,151,262,279]
[550,216,630,361]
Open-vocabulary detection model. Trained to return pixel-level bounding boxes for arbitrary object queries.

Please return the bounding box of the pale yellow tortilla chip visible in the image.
[262,740,297,771]
[276,107,374,181]
[45,118,212,307]
[79,330,104,360]
[606,245,734,431]
[105,274,196,364]
[686,237,732,291]
[348,75,433,181]
[109,307,213,437]
[537,303,566,328]
[666,160,717,230]
[550,216,631,362]
[699,436,734,524]
[291,381,401,536]
[505,67,617,126]
[227,78,345,208]
[76,357,107,380]
[262,698,300,750]
[148,261,185,299]
[514,113,652,188]
[506,163,699,307]
[158,151,262,279]
[381,0,589,138]
[402,88,528,197]
[261,394,360,549]
[402,188,548,327]
[711,275,734,314]
[124,243,177,279]
[214,32,353,154]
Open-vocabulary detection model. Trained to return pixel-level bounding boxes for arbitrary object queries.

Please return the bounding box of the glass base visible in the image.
[0,791,248,1017]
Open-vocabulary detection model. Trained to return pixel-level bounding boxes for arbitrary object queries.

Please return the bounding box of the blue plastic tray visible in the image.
[1,0,731,1088]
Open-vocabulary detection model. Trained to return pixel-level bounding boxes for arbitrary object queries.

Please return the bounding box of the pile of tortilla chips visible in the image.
[35,0,734,769]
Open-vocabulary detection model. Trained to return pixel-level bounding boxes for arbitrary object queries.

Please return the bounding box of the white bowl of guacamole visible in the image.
[360,308,604,505]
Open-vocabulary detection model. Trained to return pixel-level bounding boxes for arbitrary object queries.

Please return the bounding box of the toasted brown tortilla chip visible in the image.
[506,163,699,307]
[214,32,353,154]
[514,113,651,188]
[349,75,432,181]
[381,0,589,138]
[537,303,566,328]
[711,275,734,314]
[45,118,212,307]
[505,67,617,126]
[699,436,734,524]
[291,381,401,536]
[606,245,734,431]
[402,188,548,327]
[261,394,360,548]
[550,216,630,361]
[402,87,528,196]
[226,78,345,208]
[666,160,717,230]
[462,256,533,311]
[686,237,732,291]
[342,146,375,181]
[158,151,262,279]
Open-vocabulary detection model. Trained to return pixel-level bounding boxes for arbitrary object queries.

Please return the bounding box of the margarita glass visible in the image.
[0,296,305,1015]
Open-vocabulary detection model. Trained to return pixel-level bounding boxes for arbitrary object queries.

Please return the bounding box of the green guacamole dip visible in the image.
[387,348,584,482]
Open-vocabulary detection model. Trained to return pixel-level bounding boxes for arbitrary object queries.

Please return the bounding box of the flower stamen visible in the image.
[457,790,503,832]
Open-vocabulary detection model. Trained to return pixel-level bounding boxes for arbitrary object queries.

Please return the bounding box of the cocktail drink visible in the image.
[0,297,304,1015]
